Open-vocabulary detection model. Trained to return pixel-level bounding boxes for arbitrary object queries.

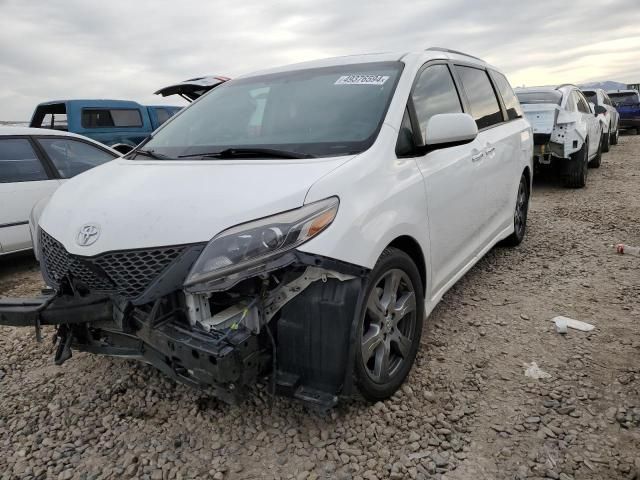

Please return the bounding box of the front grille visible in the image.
[40,229,186,299]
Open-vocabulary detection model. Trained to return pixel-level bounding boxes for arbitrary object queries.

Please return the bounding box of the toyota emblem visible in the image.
[76,224,100,246]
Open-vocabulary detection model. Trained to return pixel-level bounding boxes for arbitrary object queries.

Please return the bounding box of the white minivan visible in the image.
[0,48,532,407]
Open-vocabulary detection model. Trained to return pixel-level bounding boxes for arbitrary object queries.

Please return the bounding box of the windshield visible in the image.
[515,90,562,105]
[141,62,403,159]
[582,91,597,103]
[609,92,640,105]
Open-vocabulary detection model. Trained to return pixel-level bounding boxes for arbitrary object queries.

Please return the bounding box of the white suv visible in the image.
[0,48,533,407]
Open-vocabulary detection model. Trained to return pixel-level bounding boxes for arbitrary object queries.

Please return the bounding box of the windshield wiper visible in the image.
[133,149,170,160]
[178,147,315,159]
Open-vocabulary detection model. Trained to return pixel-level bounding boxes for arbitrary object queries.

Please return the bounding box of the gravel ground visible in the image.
[1,134,639,480]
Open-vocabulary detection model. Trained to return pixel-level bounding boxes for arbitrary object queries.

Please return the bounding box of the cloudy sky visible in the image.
[2,0,640,120]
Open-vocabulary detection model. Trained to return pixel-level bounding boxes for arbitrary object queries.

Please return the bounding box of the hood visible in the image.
[154,76,230,102]
[39,156,351,256]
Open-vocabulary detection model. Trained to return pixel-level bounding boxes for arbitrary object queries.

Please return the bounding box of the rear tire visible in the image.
[610,127,619,145]
[564,140,588,188]
[502,173,530,247]
[588,135,603,169]
[354,248,424,401]
[601,127,610,153]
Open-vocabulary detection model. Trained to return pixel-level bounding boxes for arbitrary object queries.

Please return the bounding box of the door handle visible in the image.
[471,152,485,162]
[485,146,496,155]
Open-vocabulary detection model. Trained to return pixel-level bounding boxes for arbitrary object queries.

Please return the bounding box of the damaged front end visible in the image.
[0,198,369,408]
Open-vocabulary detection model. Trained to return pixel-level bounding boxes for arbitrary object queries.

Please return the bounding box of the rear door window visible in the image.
[82,109,143,128]
[0,138,49,183]
[455,66,503,129]
[411,64,463,131]
[492,72,522,120]
[36,138,116,178]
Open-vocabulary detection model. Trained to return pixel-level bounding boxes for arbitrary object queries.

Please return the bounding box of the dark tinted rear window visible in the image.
[455,66,503,129]
[82,109,143,128]
[582,91,597,103]
[609,92,640,105]
[515,91,562,105]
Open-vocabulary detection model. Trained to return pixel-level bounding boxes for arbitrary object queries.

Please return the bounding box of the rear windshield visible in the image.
[515,91,562,105]
[142,61,403,159]
[609,92,640,105]
[582,91,597,104]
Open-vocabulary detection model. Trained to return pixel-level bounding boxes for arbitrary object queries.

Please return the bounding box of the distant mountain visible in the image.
[580,80,627,91]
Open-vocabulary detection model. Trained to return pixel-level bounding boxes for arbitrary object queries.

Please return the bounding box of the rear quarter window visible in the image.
[492,71,522,120]
[455,66,503,129]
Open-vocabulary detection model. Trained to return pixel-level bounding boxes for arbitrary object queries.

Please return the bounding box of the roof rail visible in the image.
[426,47,483,62]
[555,83,578,90]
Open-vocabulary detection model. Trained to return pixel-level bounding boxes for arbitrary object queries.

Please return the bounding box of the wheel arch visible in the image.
[386,235,427,296]
[522,164,532,190]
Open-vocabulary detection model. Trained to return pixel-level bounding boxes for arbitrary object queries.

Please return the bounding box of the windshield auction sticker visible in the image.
[335,75,389,85]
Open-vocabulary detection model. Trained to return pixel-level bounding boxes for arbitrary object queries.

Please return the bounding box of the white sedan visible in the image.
[0,127,119,255]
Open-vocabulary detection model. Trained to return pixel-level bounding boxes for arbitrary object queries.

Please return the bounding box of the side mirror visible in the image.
[594,105,606,115]
[421,113,478,148]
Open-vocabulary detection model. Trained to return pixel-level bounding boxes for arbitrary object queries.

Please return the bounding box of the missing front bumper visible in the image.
[0,254,369,408]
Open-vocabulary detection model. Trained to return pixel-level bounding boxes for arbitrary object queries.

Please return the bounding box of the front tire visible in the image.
[588,134,603,169]
[610,126,619,145]
[355,248,424,401]
[502,173,530,247]
[601,127,610,153]
[564,139,588,188]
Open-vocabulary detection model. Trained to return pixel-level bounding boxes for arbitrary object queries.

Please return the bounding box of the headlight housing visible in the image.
[184,197,339,291]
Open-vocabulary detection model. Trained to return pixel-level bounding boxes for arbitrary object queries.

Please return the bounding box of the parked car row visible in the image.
[515,84,625,188]
[0,48,630,408]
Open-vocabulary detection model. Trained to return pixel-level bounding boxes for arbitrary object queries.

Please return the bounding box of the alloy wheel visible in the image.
[514,177,528,237]
[361,269,417,384]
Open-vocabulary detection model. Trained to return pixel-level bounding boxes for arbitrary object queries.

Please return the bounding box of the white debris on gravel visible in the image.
[524,362,552,380]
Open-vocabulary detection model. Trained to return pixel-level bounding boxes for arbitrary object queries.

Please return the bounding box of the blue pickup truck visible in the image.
[29,76,229,153]
[608,89,640,135]
[29,100,182,154]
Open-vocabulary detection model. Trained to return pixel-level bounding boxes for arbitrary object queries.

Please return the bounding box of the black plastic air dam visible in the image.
[276,276,365,403]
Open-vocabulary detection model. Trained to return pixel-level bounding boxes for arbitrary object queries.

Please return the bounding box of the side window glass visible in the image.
[411,64,462,132]
[37,138,116,178]
[492,71,522,120]
[110,109,143,127]
[0,138,48,183]
[81,109,143,128]
[455,66,503,129]
[155,108,171,126]
[576,92,590,113]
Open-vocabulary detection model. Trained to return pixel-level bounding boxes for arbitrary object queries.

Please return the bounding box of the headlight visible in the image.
[184,197,339,290]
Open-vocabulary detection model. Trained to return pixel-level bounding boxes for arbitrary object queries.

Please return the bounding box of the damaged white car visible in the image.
[0,48,532,407]
[515,85,603,188]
